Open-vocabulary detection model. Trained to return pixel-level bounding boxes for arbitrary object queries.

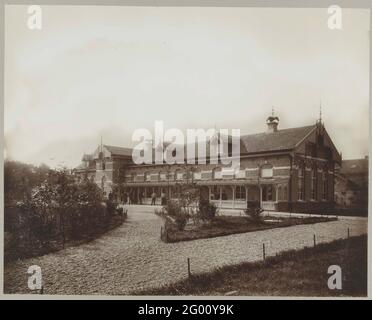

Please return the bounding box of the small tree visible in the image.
[178,183,200,224]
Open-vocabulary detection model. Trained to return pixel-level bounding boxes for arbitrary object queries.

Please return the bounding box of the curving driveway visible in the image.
[3,205,367,295]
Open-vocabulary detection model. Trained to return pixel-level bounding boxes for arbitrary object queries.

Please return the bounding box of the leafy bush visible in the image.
[163,200,189,231]
[174,213,188,231]
[198,199,218,222]
[4,166,122,261]
[244,207,264,224]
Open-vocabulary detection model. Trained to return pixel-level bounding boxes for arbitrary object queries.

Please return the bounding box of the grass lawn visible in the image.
[164,215,337,243]
[135,235,367,297]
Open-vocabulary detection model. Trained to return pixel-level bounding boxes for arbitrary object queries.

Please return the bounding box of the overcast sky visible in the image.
[4,5,370,168]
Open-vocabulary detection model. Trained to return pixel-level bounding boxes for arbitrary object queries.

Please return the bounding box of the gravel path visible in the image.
[3,206,367,295]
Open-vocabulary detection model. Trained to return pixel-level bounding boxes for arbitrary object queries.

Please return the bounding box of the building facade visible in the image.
[74,115,341,213]
[335,157,368,210]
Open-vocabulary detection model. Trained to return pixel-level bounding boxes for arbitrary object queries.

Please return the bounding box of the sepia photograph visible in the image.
[1,2,370,301]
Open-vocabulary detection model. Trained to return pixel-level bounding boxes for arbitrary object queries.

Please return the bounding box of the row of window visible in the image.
[126,165,276,182]
[121,184,288,202]
[298,167,328,201]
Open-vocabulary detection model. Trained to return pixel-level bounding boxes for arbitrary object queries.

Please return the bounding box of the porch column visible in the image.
[208,186,211,201]
[260,186,263,205]
[245,186,248,209]
[219,186,222,208]
[232,186,235,209]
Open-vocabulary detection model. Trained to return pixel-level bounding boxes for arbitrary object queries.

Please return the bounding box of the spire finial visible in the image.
[319,100,322,123]
[100,135,103,152]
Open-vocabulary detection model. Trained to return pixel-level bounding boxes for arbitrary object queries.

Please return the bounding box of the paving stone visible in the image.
[3,206,367,295]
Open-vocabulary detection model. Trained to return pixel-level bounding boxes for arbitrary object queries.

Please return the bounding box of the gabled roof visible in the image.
[79,123,332,167]
[104,145,132,157]
[239,125,316,154]
[341,158,368,175]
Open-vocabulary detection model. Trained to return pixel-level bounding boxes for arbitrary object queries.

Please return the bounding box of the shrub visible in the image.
[4,166,121,261]
[244,207,264,224]
[198,199,218,222]
[174,213,188,231]
[163,200,189,231]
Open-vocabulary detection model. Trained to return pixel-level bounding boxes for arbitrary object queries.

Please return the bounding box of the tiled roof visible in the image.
[78,124,318,169]
[341,158,368,175]
[239,125,316,154]
[104,145,132,157]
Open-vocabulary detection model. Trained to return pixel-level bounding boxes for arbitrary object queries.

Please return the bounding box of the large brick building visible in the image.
[74,115,341,213]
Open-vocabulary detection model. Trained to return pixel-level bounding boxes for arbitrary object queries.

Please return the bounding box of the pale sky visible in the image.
[4,5,370,168]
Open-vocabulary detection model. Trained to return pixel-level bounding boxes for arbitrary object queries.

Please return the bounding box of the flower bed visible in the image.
[162,215,337,243]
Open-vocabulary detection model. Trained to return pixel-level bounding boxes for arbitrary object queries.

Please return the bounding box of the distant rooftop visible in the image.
[103,145,132,157]
[341,158,368,175]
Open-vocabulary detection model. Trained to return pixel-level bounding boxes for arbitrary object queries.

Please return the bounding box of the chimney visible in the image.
[266,115,279,133]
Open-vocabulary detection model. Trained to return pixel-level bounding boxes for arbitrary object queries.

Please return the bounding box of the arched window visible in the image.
[298,165,305,201]
[311,168,317,200]
[322,172,328,200]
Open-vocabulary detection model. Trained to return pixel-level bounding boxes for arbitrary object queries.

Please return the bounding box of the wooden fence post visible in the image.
[187,258,191,278]
[347,228,350,239]
[313,234,316,247]
[262,243,266,260]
